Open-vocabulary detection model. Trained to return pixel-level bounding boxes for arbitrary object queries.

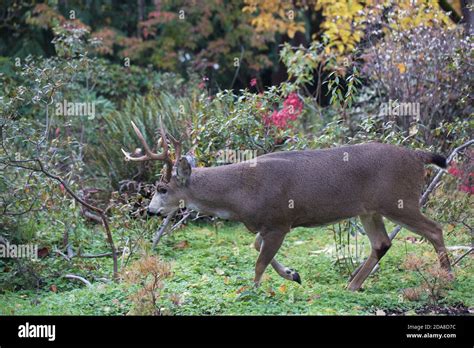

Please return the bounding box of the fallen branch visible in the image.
[66,244,74,259]
[78,251,121,258]
[152,212,175,248]
[64,274,92,288]
[447,245,473,251]
[55,247,123,260]
[120,238,129,269]
[419,139,474,207]
[54,249,71,262]
[452,247,473,266]
[152,210,192,248]
[171,211,191,233]
[82,210,102,223]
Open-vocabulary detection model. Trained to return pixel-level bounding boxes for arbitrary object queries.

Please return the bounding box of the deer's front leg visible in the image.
[254,232,284,287]
[254,233,301,285]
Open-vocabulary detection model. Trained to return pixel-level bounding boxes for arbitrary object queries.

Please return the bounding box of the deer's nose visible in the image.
[147,208,160,217]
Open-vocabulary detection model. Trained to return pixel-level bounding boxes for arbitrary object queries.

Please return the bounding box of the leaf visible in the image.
[446,224,455,232]
[278,284,287,294]
[37,247,50,258]
[307,294,320,303]
[376,309,386,316]
[215,267,225,276]
[174,240,189,250]
[50,284,57,293]
[397,63,406,74]
[287,28,296,39]
[236,286,249,294]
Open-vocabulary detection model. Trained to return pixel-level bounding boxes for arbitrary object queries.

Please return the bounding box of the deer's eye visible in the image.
[157,187,168,194]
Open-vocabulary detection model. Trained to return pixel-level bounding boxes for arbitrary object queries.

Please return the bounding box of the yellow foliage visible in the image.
[243,0,309,38]
[278,283,287,293]
[397,63,407,74]
[243,0,458,59]
[316,0,370,55]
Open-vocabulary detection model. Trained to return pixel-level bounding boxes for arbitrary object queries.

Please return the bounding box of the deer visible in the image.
[122,120,453,291]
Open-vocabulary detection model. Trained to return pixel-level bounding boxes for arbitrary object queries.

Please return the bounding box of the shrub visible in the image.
[402,254,453,305]
[361,24,473,150]
[88,93,195,188]
[264,92,304,129]
[122,255,172,315]
[192,86,308,166]
[448,153,473,194]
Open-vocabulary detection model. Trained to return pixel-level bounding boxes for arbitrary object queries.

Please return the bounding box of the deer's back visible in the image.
[195,143,426,229]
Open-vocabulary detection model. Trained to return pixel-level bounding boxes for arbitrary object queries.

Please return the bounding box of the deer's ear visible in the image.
[176,157,192,186]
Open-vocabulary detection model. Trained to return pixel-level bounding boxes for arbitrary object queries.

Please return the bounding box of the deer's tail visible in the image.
[415,150,447,169]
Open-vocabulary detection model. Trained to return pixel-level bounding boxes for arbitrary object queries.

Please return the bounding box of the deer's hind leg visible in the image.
[348,213,391,291]
[384,209,452,274]
[254,233,301,284]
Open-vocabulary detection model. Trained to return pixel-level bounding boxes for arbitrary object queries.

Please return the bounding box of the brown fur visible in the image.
[147,142,452,290]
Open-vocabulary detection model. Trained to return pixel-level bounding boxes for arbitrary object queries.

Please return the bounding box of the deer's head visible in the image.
[121,120,191,216]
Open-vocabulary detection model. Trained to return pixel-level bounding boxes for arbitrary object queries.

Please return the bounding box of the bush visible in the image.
[361,25,473,150]
[192,87,308,166]
[122,255,172,315]
[402,254,453,305]
[89,92,195,188]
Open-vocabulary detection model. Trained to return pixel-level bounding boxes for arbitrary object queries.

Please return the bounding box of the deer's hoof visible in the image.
[292,271,301,284]
[447,271,455,281]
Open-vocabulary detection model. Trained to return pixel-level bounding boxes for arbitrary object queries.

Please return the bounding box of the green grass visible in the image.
[0,222,472,315]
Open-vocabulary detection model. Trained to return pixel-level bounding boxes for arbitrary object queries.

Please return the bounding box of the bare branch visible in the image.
[452,248,473,266]
[4,158,119,280]
[152,212,176,248]
[64,274,92,288]
[54,249,71,262]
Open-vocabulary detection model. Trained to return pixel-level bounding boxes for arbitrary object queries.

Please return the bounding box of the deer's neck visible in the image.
[183,168,239,220]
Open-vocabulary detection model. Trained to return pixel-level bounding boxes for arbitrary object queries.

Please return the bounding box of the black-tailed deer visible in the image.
[122,121,452,291]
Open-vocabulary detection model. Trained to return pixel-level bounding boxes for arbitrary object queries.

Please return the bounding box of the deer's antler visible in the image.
[121,118,181,182]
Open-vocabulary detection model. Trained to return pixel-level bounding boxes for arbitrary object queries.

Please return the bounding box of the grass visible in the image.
[0,221,472,315]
